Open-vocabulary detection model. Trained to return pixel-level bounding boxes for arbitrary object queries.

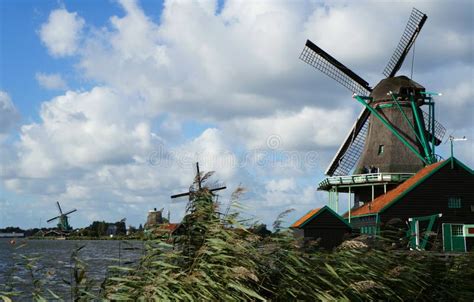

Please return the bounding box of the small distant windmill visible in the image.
[170,163,227,258]
[171,162,227,202]
[47,201,77,232]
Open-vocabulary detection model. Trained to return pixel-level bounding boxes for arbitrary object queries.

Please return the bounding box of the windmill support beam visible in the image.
[421,91,443,159]
[390,93,424,146]
[348,186,352,223]
[354,95,428,165]
[427,96,436,159]
[430,99,435,156]
[410,95,432,163]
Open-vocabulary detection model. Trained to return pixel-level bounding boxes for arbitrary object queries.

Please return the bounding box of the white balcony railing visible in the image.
[318,172,415,189]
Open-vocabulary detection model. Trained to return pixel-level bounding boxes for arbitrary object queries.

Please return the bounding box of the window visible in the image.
[448,197,462,209]
[452,225,464,236]
[378,145,384,155]
[463,225,474,237]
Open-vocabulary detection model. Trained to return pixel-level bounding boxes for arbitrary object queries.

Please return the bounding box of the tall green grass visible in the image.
[2,186,473,301]
[101,188,474,301]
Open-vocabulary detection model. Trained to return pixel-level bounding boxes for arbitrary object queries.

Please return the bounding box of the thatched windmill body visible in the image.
[300,8,446,212]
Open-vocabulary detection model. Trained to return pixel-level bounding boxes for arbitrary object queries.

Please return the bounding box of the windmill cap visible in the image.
[371,75,425,102]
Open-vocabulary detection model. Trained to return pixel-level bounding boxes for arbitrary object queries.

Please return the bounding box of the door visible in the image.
[443,224,452,251]
[443,224,466,252]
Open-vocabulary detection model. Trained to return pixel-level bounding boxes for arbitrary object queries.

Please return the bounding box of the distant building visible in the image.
[291,206,352,249]
[145,208,164,229]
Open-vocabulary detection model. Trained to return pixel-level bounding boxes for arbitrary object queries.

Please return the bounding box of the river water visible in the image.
[0,238,144,300]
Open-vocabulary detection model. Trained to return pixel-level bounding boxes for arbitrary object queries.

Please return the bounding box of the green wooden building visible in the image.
[346,158,473,252]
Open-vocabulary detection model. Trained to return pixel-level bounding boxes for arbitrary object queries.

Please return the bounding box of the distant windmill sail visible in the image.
[171,162,226,201]
[63,209,77,216]
[56,201,63,215]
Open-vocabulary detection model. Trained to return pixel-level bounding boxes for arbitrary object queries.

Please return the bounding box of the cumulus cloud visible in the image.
[36,72,68,90]
[15,87,154,178]
[3,1,473,228]
[39,8,85,57]
[0,91,20,136]
[224,106,355,151]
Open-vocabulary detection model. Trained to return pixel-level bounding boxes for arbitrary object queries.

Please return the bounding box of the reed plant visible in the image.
[102,186,474,301]
[2,181,473,301]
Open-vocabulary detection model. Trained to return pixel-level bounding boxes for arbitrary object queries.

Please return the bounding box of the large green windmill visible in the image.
[300,8,446,177]
[300,8,448,212]
[47,201,77,232]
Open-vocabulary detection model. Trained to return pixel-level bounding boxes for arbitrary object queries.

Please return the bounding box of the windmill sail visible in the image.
[326,108,370,176]
[422,109,446,144]
[56,201,63,214]
[63,209,77,216]
[383,8,427,78]
[47,215,61,222]
[300,40,371,96]
[299,39,372,176]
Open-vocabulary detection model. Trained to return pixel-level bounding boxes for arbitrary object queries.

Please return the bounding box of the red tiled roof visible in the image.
[346,161,446,217]
[291,208,321,228]
[161,223,180,232]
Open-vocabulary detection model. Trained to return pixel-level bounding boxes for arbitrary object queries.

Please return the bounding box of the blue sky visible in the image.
[1,0,159,122]
[0,0,472,229]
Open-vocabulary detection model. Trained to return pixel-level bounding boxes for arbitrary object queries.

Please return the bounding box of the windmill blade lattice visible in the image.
[383,8,427,78]
[326,108,370,176]
[300,40,372,96]
[422,109,446,143]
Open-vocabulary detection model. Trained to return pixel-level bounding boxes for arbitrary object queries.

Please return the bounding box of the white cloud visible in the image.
[15,87,154,178]
[35,72,68,90]
[0,91,20,136]
[3,1,473,228]
[59,184,90,200]
[39,8,85,57]
[224,106,354,151]
[266,178,296,192]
